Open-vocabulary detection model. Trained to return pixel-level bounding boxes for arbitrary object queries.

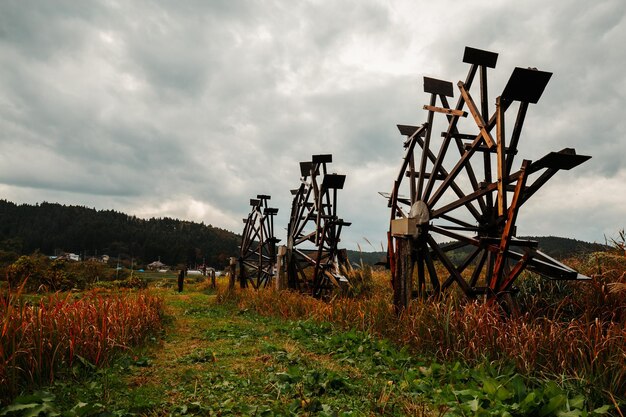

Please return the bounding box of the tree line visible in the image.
[0,200,240,269]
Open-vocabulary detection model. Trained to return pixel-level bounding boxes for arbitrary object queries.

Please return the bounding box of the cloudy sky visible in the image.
[0,1,624,250]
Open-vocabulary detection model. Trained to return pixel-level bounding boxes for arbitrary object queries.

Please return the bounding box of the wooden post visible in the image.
[276,245,287,290]
[496,96,507,217]
[393,238,413,312]
[228,257,237,290]
[210,269,216,289]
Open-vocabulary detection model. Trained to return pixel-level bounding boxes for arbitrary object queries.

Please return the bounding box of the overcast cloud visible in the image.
[0,0,624,250]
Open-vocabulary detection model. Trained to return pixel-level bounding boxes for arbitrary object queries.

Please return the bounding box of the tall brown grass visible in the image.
[0,280,164,403]
[219,253,626,403]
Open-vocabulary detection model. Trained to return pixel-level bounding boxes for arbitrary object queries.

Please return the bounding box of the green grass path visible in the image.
[22,287,611,416]
[43,288,432,416]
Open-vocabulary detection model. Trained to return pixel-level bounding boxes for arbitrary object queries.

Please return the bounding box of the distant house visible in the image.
[86,254,110,264]
[147,260,167,271]
[58,252,80,262]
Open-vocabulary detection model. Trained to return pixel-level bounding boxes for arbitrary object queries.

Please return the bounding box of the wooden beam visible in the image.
[432,178,498,218]
[440,94,487,214]
[499,253,530,292]
[405,171,446,180]
[423,105,467,117]
[496,96,507,217]
[490,159,530,291]
[441,132,476,140]
[463,144,517,154]
[458,81,496,148]
[427,235,472,294]
[505,102,528,176]
[441,246,482,290]
[422,65,478,203]
[417,95,437,199]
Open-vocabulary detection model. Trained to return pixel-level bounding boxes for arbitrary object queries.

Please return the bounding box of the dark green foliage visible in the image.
[0,200,239,268]
[346,249,387,266]
[522,236,608,259]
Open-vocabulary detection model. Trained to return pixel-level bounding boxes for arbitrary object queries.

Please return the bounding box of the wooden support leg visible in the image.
[393,238,413,312]
[490,160,530,291]
[228,257,237,290]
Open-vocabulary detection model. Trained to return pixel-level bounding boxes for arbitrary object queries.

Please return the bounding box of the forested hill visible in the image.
[0,200,240,268]
[520,236,607,259]
[0,200,607,269]
[346,236,607,266]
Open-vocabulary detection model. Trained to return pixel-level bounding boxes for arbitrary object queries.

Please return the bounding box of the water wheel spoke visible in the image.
[469,249,488,287]
[427,235,472,294]
[422,245,441,293]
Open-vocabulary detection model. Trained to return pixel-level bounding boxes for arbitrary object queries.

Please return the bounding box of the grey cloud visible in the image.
[0,0,623,247]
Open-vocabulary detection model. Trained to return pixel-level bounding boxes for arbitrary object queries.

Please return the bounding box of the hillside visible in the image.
[0,200,607,269]
[347,236,607,267]
[0,200,240,268]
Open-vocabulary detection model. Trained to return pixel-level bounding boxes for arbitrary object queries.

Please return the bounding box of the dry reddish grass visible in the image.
[1,283,164,403]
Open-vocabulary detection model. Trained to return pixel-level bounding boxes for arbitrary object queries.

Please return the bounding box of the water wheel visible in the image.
[238,195,279,289]
[384,46,591,311]
[286,154,351,298]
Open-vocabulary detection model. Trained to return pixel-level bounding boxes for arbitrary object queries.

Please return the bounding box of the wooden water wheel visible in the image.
[384,46,591,310]
[286,154,351,298]
[238,195,279,289]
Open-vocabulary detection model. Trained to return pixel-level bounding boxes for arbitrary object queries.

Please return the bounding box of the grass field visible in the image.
[1,279,618,416]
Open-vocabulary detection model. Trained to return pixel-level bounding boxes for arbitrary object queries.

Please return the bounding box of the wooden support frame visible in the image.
[384,46,591,312]
[239,195,279,289]
[286,154,351,298]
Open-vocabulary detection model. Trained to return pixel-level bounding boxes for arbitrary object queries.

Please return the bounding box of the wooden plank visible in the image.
[405,171,446,180]
[397,124,425,137]
[395,125,427,185]
[463,46,498,68]
[423,248,440,293]
[480,65,494,209]
[417,95,436,199]
[441,132,476,140]
[457,81,495,148]
[441,246,482,290]
[312,154,332,164]
[469,249,488,287]
[505,102,528,176]
[423,105,467,117]
[508,249,582,280]
[427,235,472,294]
[416,248,425,297]
[413,126,482,222]
[299,161,314,177]
[463,144,517,154]
[424,77,454,97]
[490,160,530,290]
[531,148,591,171]
[423,64,478,203]
[501,67,552,104]
[496,96,507,217]
[498,253,530,292]
[439,95,487,214]
[321,174,346,190]
[427,135,482,209]
[431,180,498,218]
[393,238,413,311]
